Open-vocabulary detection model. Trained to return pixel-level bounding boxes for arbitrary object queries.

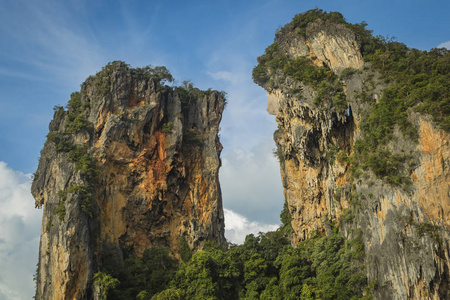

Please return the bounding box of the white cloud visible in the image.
[224,209,279,245]
[0,162,42,300]
[0,0,104,87]
[221,138,285,225]
[438,41,450,49]
[207,71,240,84]
[206,29,285,233]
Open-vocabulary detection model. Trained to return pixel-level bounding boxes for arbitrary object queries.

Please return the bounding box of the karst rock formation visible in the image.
[32,10,450,300]
[32,62,225,299]
[254,10,450,300]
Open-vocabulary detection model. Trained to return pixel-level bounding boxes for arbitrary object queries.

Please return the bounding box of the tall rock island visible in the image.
[32,62,226,299]
[254,9,450,300]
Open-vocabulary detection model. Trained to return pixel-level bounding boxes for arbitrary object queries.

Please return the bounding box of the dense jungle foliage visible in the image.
[95,213,371,300]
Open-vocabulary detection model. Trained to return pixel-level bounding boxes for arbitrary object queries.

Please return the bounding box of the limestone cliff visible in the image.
[32,61,226,299]
[254,10,450,300]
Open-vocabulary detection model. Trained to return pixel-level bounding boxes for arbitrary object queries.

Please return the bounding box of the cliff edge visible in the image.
[254,9,450,299]
[32,61,226,299]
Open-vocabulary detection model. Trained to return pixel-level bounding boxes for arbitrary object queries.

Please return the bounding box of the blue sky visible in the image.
[0,0,449,298]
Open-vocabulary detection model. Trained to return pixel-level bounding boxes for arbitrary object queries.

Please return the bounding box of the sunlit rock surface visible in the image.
[32,62,226,299]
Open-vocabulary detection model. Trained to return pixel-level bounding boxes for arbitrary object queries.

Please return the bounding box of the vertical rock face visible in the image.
[255,11,450,300]
[32,61,226,299]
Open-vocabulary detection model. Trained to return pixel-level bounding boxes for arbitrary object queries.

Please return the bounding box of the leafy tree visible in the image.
[300,284,314,300]
[277,247,311,299]
[104,247,178,300]
[150,288,186,300]
[280,201,293,235]
[54,201,66,221]
[173,250,221,299]
[93,271,120,300]
[111,228,371,299]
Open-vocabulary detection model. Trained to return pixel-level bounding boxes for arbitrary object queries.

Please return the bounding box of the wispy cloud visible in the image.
[438,41,450,49]
[0,68,50,82]
[0,0,104,87]
[207,71,240,84]
[0,162,42,300]
[224,209,279,245]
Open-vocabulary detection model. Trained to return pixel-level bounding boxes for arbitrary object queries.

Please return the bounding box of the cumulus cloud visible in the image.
[224,209,279,245]
[221,138,285,226]
[0,162,42,300]
[438,41,450,49]
[0,152,281,298]
[205,27,286,235]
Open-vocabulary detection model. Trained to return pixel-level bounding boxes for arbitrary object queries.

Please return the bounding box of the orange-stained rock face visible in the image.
[416,119,450,226]
[260,17,450,300]
[31,62,226,299]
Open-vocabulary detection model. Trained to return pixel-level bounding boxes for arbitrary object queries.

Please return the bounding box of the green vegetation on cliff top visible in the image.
[46,91,98,220]
[253,9,450,187]
[43,63,227,222]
